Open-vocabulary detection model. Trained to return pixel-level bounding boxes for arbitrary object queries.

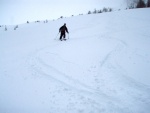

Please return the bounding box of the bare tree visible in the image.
[126,0,139,8]
[5,26,7,31]
[14,25,18,30]
[88,11,91,14]
[109,8,113,12]
[103,7,108,12]
[93,9,97,14]
[147,0,150,7]
[136,0,146,8]
[98,10,102,13]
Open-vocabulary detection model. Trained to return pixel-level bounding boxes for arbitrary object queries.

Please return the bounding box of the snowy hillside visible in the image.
[0,8,150,113]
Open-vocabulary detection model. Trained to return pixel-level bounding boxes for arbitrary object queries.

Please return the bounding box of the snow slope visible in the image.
[0,8,150,113]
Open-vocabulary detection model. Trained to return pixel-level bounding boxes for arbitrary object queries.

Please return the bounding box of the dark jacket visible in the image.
[59,25,68,34]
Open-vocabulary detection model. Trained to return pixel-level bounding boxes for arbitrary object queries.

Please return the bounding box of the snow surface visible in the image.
[0,8,150,113]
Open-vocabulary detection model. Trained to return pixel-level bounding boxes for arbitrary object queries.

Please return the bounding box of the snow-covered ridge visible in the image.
[0,8,150,113]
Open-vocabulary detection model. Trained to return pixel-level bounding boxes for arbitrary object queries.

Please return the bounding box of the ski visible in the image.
[60,38,67,41]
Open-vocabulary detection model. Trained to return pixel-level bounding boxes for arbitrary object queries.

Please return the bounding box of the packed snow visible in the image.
[0,8,150,113]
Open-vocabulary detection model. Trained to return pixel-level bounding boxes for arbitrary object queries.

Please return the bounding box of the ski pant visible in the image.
[60,33,66,40]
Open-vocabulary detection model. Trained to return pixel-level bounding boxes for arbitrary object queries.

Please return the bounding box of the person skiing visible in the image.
[59,23,69,41]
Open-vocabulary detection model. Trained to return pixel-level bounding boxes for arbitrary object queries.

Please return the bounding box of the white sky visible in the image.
[0,0,126,25]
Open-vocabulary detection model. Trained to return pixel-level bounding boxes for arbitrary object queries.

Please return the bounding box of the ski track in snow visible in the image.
[27,40,127,112]
[96,41,150,112]
[27,33,150,112]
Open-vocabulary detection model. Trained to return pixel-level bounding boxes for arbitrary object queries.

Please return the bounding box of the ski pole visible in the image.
[55,32,59,40]
[68,33,69,39]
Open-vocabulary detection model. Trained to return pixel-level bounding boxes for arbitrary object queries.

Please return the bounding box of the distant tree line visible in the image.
[148,0,150,7]
[129,0,150,9]
[88,7,113,14]
[1,19,50,31]
[1,0,150,31]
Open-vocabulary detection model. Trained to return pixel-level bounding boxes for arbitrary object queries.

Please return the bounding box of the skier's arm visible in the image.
[59,28,61,32]
[59,26,62,32]
[66,27,69,33]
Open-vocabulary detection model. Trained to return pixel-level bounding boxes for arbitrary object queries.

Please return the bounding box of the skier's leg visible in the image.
[63,33,66,39]
[60,33,63,40]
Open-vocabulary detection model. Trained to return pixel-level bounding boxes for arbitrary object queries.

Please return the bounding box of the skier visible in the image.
[59,23,69,41]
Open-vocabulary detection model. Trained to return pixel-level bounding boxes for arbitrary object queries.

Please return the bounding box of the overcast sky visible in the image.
[0,0,126,25]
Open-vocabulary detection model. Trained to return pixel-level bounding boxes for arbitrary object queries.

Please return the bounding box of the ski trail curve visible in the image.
[27,35,150,113]
[26,42,134,112]
[95,38,150,113]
